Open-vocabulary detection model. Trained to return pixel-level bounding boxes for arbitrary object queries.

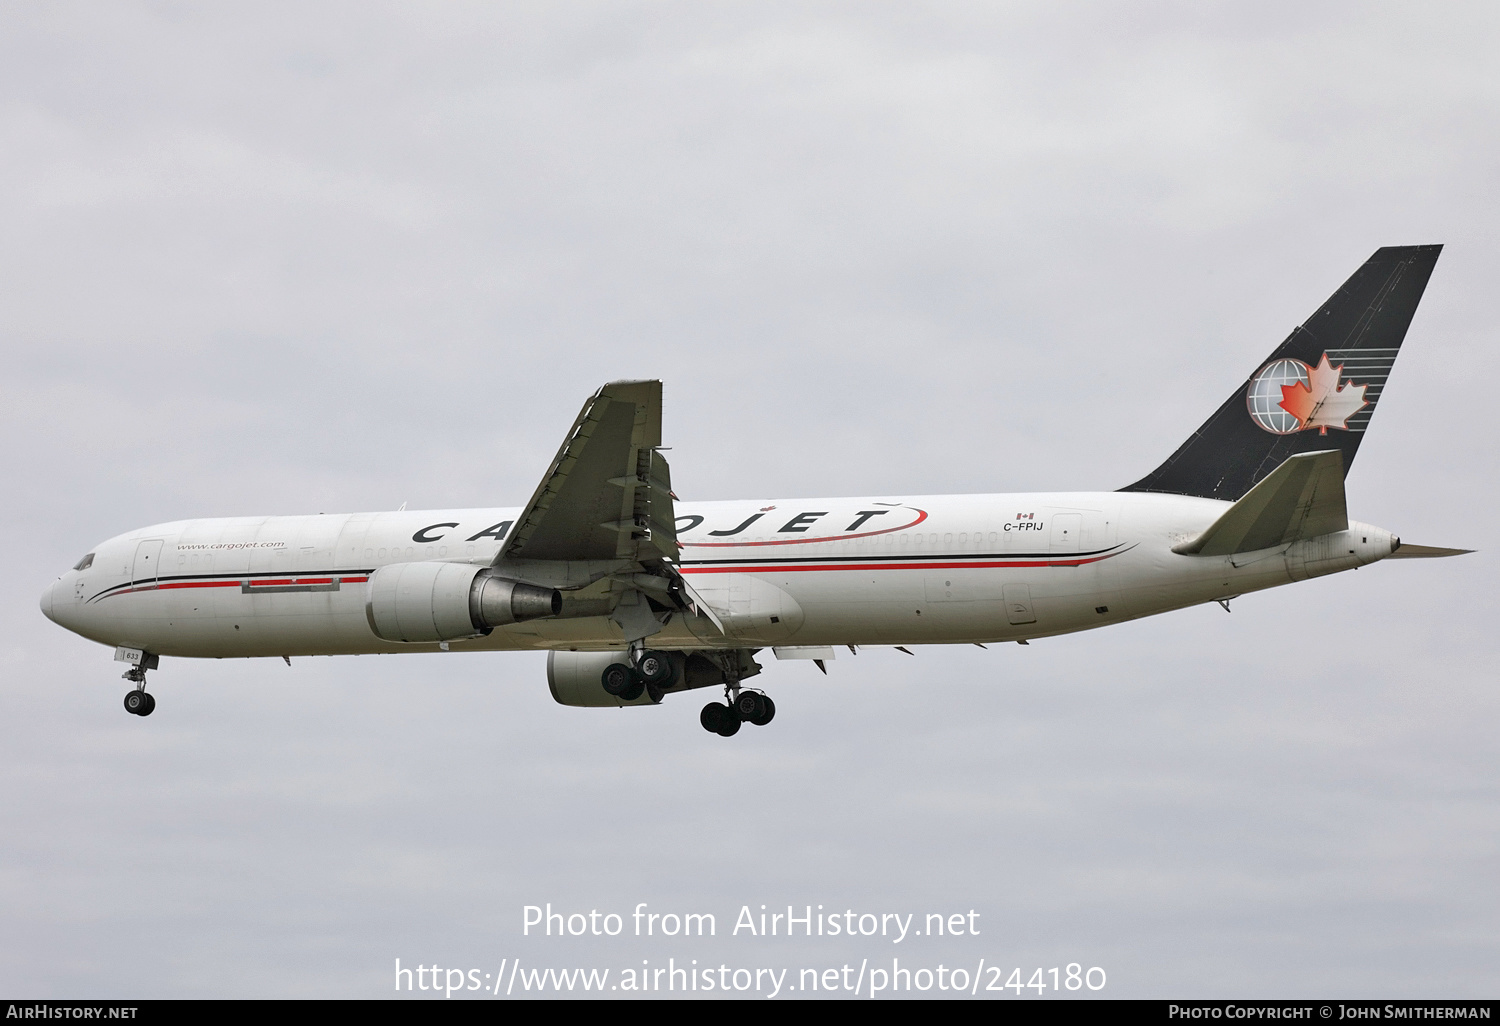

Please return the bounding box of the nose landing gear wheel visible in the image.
[121,657,156,716]
[123,691,155,716]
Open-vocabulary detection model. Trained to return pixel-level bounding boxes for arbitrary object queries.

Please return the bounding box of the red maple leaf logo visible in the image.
[1279,353,1368,434]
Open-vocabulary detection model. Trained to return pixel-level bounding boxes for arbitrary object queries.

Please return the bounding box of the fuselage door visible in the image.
[1050,513,1081,554]
[132,539,163,584]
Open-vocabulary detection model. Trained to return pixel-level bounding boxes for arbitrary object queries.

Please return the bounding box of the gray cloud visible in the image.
[3,2,1496,998]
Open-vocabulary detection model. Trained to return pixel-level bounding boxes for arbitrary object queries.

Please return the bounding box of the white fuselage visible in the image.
[40,491,1395,659]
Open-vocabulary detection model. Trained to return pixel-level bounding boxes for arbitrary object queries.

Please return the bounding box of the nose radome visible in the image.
[40,580,57,623]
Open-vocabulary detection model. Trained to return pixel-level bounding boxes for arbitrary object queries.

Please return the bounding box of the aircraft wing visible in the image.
[1174,450,1347,556]
[498,380,679,564]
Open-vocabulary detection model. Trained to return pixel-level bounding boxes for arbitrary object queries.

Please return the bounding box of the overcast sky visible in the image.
[2,1,1496,999]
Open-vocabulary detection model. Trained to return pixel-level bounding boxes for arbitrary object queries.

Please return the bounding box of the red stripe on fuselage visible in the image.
[94,574,369,602]
[679,551,1120,573]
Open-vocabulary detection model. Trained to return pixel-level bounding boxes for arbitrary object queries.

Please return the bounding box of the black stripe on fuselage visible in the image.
[88,543,1128,603]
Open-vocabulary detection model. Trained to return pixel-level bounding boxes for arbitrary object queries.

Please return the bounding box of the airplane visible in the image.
[40,245,1469,736]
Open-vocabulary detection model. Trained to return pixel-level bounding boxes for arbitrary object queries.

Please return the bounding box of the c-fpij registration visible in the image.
[43,246,1468,735]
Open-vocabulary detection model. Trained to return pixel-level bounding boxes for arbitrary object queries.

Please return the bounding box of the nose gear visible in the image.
[121,659,156,717]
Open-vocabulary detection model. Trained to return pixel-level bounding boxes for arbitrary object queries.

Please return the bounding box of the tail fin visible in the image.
[1122,245,1442,501]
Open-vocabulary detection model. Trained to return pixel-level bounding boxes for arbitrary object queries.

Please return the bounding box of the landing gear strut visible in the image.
[122,661,156,717]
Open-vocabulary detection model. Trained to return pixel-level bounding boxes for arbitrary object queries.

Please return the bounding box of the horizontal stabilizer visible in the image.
[1174,450,1347,556]
[1387,543,1473,559]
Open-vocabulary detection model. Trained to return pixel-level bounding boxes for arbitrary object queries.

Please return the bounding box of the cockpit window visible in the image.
[73,553,95,571]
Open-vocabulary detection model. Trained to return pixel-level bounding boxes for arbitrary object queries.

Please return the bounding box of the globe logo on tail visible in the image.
[1246,354,1369,435]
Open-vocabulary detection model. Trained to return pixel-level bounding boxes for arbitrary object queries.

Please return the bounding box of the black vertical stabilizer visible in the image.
[1121,245,1441,501]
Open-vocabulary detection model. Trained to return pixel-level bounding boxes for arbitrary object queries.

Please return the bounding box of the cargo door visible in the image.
[1050,513,1081,554]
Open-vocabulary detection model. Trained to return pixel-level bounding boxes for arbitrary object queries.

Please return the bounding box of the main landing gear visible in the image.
[700,688,775,738]
[122,662,156,717]
[600,649,674,704]
[597,647,774,736]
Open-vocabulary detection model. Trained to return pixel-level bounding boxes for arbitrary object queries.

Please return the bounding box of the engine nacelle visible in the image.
[365,562,561,643]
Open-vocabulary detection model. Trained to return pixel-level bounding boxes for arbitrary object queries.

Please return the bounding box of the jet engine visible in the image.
[365,562,561,643]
